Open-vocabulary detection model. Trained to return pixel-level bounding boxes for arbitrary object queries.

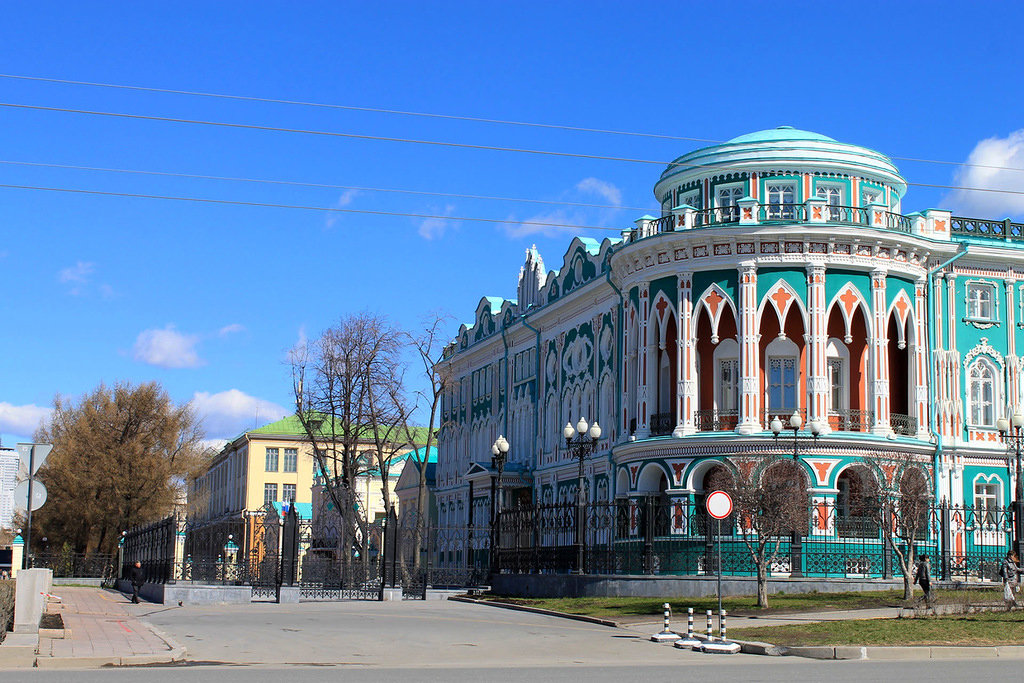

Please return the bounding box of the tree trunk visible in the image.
[757,564,769,608]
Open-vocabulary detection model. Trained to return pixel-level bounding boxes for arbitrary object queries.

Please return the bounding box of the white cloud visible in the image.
[0,402,52,438]
[503,209,580,239]
[218,323,245,337]
[946,130,1024,217]
[418,204,456,240]
[575,177,623,207]
[191,389,289,440]
[57,261,96,295]
[133,325,203,368]
[326,190,360,228]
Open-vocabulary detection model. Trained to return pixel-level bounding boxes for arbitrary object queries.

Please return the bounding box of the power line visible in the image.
[2,73,1022,174]
[0,101,671,167]
[0,73,721,144]
[8,102,1024,197]
[0,159,653,213]
[0,182,625,233]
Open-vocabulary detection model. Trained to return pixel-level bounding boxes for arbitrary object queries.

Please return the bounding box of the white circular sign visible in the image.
[706,490,733,520]
[13,479,48,512]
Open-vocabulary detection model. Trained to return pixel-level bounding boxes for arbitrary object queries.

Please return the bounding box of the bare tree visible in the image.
[34,381,208,555]
[403,313,454,569]
[710,454,809,608]
[291,313,408,566]
[863,452,933,600]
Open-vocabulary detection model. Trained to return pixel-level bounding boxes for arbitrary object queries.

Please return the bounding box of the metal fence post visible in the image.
[940,502,951,581]
[644,496,655,574]
[882,501,893,580]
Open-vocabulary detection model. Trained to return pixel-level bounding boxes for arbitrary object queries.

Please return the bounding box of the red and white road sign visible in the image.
[706,490,733,519]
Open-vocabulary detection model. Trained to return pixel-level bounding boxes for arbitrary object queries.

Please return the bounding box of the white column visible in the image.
[806,264,829,431]
[945,273,963,441]
[913,277,930,437]
[676,272,697,436]
[737,262,761,434]
[1005,278,1019,413]
[636,283,651,438]
[870,268,891,434]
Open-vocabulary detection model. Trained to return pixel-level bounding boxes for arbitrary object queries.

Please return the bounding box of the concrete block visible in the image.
[832,646,866,660]
[784,646,835,659]
[0,646,37,668]
[737,640,783,656]
[278,586,300,604]
[14,568,53,633]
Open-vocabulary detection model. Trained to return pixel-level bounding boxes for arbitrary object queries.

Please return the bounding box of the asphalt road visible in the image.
[5,599,1022,680]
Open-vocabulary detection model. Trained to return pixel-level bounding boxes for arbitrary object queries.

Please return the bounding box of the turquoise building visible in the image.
[435,127,1024,580]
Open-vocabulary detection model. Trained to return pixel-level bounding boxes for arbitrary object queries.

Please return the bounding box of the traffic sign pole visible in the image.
[717,516,722,625]
[25,445,34,570]
[705,490,733,637]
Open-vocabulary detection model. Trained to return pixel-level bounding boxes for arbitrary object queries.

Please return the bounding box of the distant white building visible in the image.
[0,447,19,530]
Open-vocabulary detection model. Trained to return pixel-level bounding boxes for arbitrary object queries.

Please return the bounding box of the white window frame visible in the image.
[816,184,843,221]
[765,337,800,416]
[973,475,1004,538]
[861,188,881,206]
[765,182,796,220]
[679,190,701,210]
[713,339,740,416]
[967,358,998,427]
[965,280,999,324]
[716,184,745,222]
[826,338,850,415]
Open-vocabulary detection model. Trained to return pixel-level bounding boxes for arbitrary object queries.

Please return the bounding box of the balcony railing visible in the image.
[828,409,874,433]
[649,412,675,436]
[890,413,919,436]
[694,409,739,432]
[950,216,1024,241]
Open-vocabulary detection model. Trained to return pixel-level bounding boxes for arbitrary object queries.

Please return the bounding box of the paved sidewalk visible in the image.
[35,586,186,668]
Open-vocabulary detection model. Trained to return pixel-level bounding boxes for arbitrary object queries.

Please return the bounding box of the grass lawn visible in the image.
[729,610,1024,646]
[479,588,1004,619]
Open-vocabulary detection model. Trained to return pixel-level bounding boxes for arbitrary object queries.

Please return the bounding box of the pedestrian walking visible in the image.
[914,553,933,608]
[999,551,1022,609]
[130,561,144,604]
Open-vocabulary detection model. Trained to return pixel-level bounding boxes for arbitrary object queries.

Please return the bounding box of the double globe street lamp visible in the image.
[489,435,510,574]
[996,412,1024,561]
[770,411,820,578]
[563,417,601,574]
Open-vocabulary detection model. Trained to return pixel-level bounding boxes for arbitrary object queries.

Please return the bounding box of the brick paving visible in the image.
[36,586,180,663]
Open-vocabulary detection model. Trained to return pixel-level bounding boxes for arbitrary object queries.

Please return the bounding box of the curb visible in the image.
[746,644,1024,660]
[32,619,187,668]
[448,596,619,628]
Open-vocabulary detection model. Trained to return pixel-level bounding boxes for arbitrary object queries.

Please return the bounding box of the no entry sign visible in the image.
[706,490,733,519]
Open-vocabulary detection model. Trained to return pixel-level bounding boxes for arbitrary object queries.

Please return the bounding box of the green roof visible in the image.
[726,126,836,144]
[243,414,433,446]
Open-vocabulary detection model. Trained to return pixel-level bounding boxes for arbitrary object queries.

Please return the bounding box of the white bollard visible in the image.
[650,602,678,642]
[706,610,713,640]
[674,607,702,649]
[698,607,740,654]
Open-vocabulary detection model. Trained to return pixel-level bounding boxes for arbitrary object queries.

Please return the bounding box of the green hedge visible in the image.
[0,580,14,641]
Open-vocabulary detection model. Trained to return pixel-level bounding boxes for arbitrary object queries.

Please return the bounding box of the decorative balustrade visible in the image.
[889,413,919,436]
[950,216,1024,241]
[649,412,675,436]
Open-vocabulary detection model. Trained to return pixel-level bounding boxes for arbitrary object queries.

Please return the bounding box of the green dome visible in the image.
[726,126,836,144]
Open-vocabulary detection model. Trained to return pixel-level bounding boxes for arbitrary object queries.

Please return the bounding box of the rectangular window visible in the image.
[975,481,999,525]
[828,358,845,412]
[680,191,700,210]
[265,448,279,472]
[765,183,795,220]
[263,483,278,506]
[967,282,997,321]
[862,189,881,206]
[282,483,296,503]
[283,448,297,473]
[716,185,744,222]
[817,185,842,221]
[767,357,797,413]
[718,359,739,413]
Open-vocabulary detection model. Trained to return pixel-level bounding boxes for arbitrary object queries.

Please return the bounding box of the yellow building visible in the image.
[189,416,427,525]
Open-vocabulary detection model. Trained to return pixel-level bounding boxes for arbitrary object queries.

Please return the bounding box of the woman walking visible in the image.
[1000,551,1022,609]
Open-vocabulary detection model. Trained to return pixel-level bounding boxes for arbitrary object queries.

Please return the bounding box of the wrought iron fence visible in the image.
[694,409,739,432]
[31,552,116,578]
[495,499,1014,581]
[951,216,1024,241]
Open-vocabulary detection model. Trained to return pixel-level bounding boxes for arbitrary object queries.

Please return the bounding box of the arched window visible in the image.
[835,466,879,538]
[967,359,998,427]
[713,338,740,421]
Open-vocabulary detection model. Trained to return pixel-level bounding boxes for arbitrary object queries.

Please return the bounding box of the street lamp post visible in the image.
[996,411,1024,562]
[770,412,820,578]
[490,435,510,575]
[563,417,601,574]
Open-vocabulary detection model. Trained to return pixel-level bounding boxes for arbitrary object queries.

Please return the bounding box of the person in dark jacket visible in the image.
[130,561,144,604]
[914,554,933,608]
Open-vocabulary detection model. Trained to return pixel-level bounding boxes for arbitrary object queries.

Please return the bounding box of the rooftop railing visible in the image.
[950,216,1024,241]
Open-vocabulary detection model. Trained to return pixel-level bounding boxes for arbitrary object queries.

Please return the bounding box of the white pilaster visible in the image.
[806,264,829,431]
[870,268,891,434]
[676,272,697,436]
[737,262,761,434]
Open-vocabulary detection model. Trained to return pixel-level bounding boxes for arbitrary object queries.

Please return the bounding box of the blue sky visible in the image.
[3,1,1024,446]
